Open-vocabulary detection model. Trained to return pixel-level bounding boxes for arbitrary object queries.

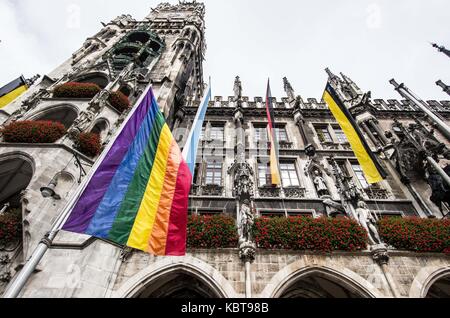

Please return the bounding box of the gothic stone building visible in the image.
[0,2,449,298]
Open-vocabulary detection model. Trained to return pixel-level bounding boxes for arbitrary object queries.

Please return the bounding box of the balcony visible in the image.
[365,188,391,200]
[278,141,294,150]
[258,186,281,198]
[283,186,306,199]
[190,184,224,197]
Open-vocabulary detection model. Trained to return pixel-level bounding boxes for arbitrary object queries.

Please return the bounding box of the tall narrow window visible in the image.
[315,126,333,143]
[205,162,222,186]
[258,162,272,187]
[351,163,369,189]
[275,126,288,142]
[210,126,224,141]
[280,162,300,187]
[255,126,268,142]
[334,127,348,144]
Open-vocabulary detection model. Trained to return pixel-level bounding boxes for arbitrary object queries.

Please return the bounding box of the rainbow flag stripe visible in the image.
[62,87,192,256]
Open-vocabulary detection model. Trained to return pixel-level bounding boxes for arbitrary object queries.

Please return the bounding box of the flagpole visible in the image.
[3,84,154,299]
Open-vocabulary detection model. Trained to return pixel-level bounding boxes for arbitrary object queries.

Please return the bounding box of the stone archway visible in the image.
[261,263,382,298]
[112,256,237,298]
[409,267,450,298]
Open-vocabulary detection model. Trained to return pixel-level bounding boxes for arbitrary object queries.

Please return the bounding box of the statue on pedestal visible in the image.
[356,201,382,245]
[239,200,254,245]
[313,169,329,197]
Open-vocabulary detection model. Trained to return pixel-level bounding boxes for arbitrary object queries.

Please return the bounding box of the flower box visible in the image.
[187,215,239,249]
[76,132,101,157]
[53,82,101,99]
[0,209,22,247]
[378,217,450,254]
[108,91,130,113]
[253,216,368,252]
[1,120,66,143]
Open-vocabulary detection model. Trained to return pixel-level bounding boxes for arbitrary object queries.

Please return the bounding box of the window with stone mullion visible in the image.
[205,162,223,186]
[258,162,272,187]
[334,127,348,144]
[351,163,369,189]
[280,162,300,187]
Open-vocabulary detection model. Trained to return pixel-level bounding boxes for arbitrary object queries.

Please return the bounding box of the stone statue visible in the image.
[313,169,329,197]
[233,76,242,102]
[356,201,382,245]
[239,200,254,244]
[283,77,295,102]
[427,164,450,213]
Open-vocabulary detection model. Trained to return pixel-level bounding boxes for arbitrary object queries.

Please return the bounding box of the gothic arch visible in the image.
[72,72,110,89]
[90,118,110,140]
[260,263,382,298]
[27,104,79,129]
[0,152,35,208]
[112,256,238,298]
[409,266,450,298]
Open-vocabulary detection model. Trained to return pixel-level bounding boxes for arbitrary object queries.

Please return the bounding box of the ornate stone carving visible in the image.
[278,141,293,150]
[228,161,255,201]
[283,186,306,198]
[313,169,329,197]
[426,164,450,213]
[233,76,242,104]
[258,187,281,198]
[365,188,391,200]
[283,77,296,102]
[201,184,224,196]
[370,244,390,265]
[239,241,256,262]
[67,109,96,141]
[238,200,254,244]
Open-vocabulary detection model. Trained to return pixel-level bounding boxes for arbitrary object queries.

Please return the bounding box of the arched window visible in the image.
[74,73,109,89]
[90,119,109,141]
[34,105,78,129]
[0,155,33,209]
[128,32,150,45]
[119,86,132,97]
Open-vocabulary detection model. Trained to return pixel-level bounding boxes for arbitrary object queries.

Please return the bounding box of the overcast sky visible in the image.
[0,0,449,100]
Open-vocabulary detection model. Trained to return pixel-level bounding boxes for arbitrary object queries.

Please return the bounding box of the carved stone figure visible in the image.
[283,77,295,102]
[68,110,96,140]
[313,170,329,196]
[239,200,254,244]
[427,164,450,212]
[233,76,242,102]
[356,201,382,245]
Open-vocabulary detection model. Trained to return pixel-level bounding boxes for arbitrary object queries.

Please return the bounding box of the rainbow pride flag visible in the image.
[62,87,192,256]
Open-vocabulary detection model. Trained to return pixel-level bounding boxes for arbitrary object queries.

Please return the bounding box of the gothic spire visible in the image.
[436,80,450,97]
[340,72,360,91]
[431,43,450,59]
[283,77,296,102]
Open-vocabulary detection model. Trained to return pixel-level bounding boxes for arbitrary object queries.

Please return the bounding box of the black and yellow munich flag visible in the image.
[323,83,387,184]
[0,76,28,108]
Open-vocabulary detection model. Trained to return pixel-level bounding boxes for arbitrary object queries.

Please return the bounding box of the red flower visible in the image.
[1,120,66,143]
[53,82,101,99]
[77,132,101,157]
[0,209,22,246]
[252,216,368,252]
[108,91,130,113]
[378,217,450,254]
[187,215,239,248]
